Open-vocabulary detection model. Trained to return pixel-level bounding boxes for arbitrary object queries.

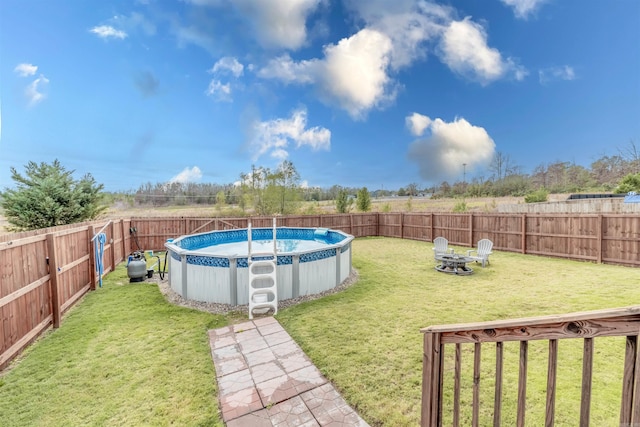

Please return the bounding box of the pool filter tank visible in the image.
[127,252,147,283]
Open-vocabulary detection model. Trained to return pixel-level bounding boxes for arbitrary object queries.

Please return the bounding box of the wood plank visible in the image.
[545,339,558,427]
[0,314,52,368]
[110,221,116,270]
[620,335,637,426]
[453,343,461,427]
[57,254,90,273]
[54,226,90,238]
[472,342,481,427]
[0,234,47,251]
[0,275,50,309]
[436,317,640,344]
[60,284,90,313]
[46,234,61,328]
[517,341,528,427]
[633,335,640,425]
[580,338,594,426]
[430,333,442,427]
[421,332,434,427]
[422,306,640,334]
[437,340,445,426]
[494,342,503,427]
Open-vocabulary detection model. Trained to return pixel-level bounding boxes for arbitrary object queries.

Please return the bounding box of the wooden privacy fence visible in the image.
[421,306,640,427]
[130,213,640,267]
[2,211,639,370]
[0,219,132,370]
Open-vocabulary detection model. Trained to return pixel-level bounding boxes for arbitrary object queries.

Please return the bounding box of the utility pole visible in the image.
[462,163,467,184]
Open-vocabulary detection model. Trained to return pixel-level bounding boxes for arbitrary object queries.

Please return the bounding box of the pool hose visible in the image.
[154,253,168,280]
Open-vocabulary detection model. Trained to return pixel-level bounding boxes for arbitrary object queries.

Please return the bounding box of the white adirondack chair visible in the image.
[432,237,454,259]
[467,239,493,267]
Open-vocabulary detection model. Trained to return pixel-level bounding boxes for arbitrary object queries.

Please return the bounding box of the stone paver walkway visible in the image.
[209,317,370,426]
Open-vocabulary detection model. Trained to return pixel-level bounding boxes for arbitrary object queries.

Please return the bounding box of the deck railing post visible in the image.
[421,332,443,427]
[620,335,637,425]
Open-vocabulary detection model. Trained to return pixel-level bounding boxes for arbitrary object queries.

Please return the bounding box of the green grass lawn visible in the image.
[0,267,227,427]
[277,237,640,426]
[1,237,639,426]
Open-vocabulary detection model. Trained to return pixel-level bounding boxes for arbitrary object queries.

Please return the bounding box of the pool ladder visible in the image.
[248,218,278,319]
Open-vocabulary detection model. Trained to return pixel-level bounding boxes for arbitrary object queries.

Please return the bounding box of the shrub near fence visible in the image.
[2,212,640,370]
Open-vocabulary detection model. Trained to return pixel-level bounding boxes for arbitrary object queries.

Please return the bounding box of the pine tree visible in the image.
[1,160,106,231]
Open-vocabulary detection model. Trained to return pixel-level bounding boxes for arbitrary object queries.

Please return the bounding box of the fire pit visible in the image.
[435,254,474,275]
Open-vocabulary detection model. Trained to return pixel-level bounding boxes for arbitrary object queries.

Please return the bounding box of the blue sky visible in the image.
[1,0,639,192]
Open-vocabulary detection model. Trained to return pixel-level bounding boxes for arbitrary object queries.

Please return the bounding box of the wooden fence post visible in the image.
[469,213,473,246]
[349,214,353,236]
[521,214,527,254]
[110,221,116,271]
[430,213,434,242]
[46,233,61,328]
[400,213,404,239]
[597,215,603,264]
[120,220,126,261]
[89,225,96,290]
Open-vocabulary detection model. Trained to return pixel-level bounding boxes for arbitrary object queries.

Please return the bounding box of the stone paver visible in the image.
[209,318,370,426]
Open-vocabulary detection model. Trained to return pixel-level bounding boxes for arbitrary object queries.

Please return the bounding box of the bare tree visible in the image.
[406,183,419,196]
[618,139,640,174]
[489,152,518,181]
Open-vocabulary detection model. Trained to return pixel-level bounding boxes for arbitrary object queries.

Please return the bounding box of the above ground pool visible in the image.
[164,226,354,305]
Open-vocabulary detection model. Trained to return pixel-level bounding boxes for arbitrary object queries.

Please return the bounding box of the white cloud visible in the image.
[438,18,526,84]
[233,0,322,50]
[259,2,525,118]
[258,54,316,84]
[407,115,495,181]
[539,65,576,84]
[205,80,232,101]
[500,0,547,19]
[317,29,395,119]
[210,57,244,77]
[343,0,451,70]
[406,112,432,136]
[169,166,202,184]
[249,108,330,160]
[90,25,128,40]
[182,0,321,50]
[25,75,49,106]
[14,63,38,77]
[259,28,395,119]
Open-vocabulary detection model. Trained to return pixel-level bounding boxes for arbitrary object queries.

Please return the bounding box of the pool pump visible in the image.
[127,251,147,283]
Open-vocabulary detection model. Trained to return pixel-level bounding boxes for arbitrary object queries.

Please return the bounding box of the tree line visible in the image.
[2,141,639,231]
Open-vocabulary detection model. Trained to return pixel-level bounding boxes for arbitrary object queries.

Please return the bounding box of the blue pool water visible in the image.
[193,239,328,256]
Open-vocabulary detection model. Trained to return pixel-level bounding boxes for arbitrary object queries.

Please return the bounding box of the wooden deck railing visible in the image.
[421,306,640,427]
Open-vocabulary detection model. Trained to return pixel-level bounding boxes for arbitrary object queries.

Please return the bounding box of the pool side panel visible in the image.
[187,265,231,304]
[340,246,351,283]
[170,255,183,296]
[299,257,336,295]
